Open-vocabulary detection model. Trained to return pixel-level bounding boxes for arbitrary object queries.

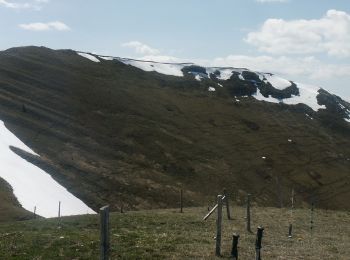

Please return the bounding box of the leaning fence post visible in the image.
[246,194,251,232]
[180,189,183,213]
[223,188,231,220]
[215,195,223,257]
[100,205,110,260]
[231,233,240,259]
[255,226,264,260]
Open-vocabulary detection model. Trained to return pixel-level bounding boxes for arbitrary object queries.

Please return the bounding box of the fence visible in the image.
[26,187,319,259]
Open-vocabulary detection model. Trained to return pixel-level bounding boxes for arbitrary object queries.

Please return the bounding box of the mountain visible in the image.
[0,46,349,220]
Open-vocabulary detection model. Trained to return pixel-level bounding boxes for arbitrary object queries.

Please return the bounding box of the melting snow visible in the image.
[305,114,314,120]
[282,84,326,111]
[0,120,95,218]
[118,58,187,77]
[77,52,100,63]
[208,87,216,92]
[75,55,338,112]
[254,84,325,111]
[195,74,203,81]
[98,55,114,61]
[263,74,291,90]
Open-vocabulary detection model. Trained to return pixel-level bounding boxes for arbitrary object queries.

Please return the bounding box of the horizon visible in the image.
[1,0,350,99]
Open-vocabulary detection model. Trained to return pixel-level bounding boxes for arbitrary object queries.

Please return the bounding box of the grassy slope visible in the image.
[0,206,349,259]
[0,46,349,219]
[0,178,33,222]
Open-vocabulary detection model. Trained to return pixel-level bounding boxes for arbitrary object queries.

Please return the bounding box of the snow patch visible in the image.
[0,120,95,218]
[305,114,314,120]
[263,74,292,90]
[99,55,114,61]
[208,87,216,92]
[283,84,326,111]
[118,58,185,77]
[253,83,325,111]
[77,52,100,63]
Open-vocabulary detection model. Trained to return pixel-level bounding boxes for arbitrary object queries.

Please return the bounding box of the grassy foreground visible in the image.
[0,206,349,259]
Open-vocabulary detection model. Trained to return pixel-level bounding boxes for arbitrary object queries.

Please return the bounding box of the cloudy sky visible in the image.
[1,0,350,98]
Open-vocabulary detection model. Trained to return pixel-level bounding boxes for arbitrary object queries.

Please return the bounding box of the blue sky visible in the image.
[1,0,350,98]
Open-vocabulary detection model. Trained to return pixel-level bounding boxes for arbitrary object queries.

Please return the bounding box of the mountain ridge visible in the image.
[0,46,349,220]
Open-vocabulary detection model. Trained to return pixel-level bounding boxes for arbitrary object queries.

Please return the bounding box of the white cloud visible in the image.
[256,0,289,3]
[0,0,30,8]
[122,41,160,55]
[246,10,350,57]
[19,21,70,31]
[0,0,49,10]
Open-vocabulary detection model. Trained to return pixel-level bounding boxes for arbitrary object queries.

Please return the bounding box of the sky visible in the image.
[1,0,350,99]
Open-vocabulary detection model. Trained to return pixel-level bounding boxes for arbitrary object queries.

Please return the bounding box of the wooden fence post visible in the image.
[33,206,36,219]
[100,205,110,260]
[223,188,231,220]
[246,194,251,232]
[180,189,183,213]
[58,201,61,218]
[288,224,293,238]
[231,233,239,259]
[215,195,223,257]
[255,226,264,260]
[310,202,314,235]
[289,188,294,238]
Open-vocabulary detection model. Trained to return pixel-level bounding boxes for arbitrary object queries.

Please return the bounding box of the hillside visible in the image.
[0,206,349,259]
[0,46,349,219]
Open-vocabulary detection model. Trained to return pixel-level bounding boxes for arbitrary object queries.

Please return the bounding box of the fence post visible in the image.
[215,195,223,257]
[33,206,36,219]
[289,188,294,238]
[310,202,314,235]
[246,194,251,232]
[180,189,183,213]
[100,205,110,260]
[58,201,61,218]
[255,226,264,260]
[288,224,293,238]
[223,188,231,220]
[231,233,239,259]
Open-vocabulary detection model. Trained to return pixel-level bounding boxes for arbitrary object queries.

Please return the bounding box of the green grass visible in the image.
[1,206,349,259]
